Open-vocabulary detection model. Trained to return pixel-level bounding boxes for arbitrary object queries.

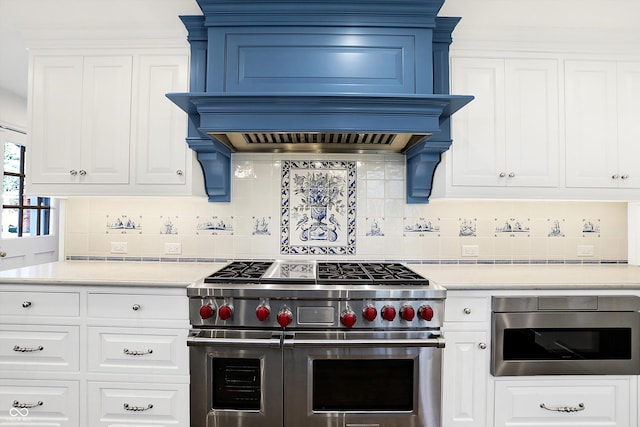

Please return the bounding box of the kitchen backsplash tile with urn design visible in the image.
[64,153,628,264]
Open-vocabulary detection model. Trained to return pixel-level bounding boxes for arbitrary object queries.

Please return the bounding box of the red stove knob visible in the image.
[256,305,270,322]
[362,305,377,322]
[381,305,396,321]
[199,304,215,320]
[341,310,357,328]
[401,305,415,321]
[419,305,434,321]
[277,308,293,328]
[218,304,233,320]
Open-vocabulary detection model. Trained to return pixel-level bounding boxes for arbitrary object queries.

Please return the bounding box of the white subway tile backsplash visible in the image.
[63,153,628,263]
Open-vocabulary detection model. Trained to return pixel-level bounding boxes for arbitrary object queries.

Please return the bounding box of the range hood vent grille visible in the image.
[243,132,397,146]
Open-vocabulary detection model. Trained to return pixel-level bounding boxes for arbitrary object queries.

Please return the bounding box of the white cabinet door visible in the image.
[29,56,83,184]
[617,62,640,189]
[451,58,506,187]
[565,61,618,188]
[504,59,559,187]
[29,55,132,185]
[495,378,632,427]
[0,379,79,427]
[450,58,558,189]
[441,330,489,427]
[133,55,189,185]
[80,56,132,184]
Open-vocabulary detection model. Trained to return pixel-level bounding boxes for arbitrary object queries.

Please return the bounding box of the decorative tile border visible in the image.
[65,256,629,265]
[280,160,357,255]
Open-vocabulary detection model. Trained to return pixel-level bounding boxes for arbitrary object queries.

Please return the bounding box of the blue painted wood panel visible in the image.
[206,28,432,94]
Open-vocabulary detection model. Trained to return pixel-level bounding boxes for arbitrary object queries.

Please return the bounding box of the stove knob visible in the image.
[381,305,396,321]
[218,304,233,320]
[256,305,271,322]
[419,305,434,321]
[362,305,377,322]
[277,308,293,328]
[341,310,357,328]
[401,305,416,321]
[199,304,215,320]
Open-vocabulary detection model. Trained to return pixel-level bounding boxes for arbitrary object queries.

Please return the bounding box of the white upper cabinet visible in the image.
[435,57,559,199]
[30,55,132,185]
[27,49,203,197]
[133,55,189,186]
[565,60,640,189]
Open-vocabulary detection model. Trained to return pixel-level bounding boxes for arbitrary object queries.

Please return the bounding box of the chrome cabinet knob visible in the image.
[463,307,471,315]
[22,301,32,308]
[621,174,630,180]
[79,170,87,176]
[70,170,78,176]
[132,304,141,311]
[499,172,506,178]
[0,251,6,257]
[478,343,487,350]
[176,169,184,176]
[508,172,515,178]
[612,174,620,179]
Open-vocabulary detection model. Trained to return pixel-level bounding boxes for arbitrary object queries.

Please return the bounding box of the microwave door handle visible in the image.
[284,337,445,349]
[187,336,282,349]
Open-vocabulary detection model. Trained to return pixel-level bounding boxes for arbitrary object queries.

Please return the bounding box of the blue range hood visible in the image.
[167,0,472,203]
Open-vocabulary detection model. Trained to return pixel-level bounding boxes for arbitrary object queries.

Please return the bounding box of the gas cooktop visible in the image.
[204,260,429,286]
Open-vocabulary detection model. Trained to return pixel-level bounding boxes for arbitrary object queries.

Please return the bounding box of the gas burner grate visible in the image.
[205,261,273,283]
[317,262,373,284]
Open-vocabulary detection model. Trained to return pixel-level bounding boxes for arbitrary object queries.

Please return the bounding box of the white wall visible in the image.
[0,87,26,130]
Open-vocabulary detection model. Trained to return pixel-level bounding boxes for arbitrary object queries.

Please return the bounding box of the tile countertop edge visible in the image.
[410,264,640,291]
[0,261,226,288]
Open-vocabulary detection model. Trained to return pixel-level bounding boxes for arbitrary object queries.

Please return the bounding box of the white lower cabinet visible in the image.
[442,330,489,427]
[0,285,189,427]
[0,379,79,427]
[88,382,189,427]
[494,378,633,427]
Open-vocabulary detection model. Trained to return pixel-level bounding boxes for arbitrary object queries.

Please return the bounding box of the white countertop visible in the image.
[1,261,640,290]
[0,261,225,287]
[410,263,640,290]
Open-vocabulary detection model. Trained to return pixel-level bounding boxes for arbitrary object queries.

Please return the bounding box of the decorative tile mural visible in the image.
[404,217,441,237]
[280,160,356,255]
[196,215,234,235]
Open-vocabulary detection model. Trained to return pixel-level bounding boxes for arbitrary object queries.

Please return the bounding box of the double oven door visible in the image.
[188,329,444,427]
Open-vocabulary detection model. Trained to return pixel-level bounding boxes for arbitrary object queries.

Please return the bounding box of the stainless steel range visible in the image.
[187,260,445,427]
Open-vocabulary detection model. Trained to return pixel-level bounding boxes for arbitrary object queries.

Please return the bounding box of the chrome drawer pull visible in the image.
[13,400,43,409]
[13,345,44,352]
[123,403,153,412]
[123,348,153,356]
[540,402,585,413]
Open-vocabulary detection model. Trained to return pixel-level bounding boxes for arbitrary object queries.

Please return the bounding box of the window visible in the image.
[2,142,51,238]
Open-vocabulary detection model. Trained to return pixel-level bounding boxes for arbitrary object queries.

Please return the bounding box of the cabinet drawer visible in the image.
[88,382,188,427]
[495,379,630,427]
[88,327,188,375]
[0,379,79,427]
[87,293,187,320]
[0,291,79,317]
[0,325,79,372]
[444,297,489,322]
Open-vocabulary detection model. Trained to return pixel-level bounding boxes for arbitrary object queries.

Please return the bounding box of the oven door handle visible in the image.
[284,337,445,349]
[187,336,282,349]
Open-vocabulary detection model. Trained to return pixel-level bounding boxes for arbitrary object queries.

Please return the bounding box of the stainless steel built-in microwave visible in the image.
[491,295,640,376]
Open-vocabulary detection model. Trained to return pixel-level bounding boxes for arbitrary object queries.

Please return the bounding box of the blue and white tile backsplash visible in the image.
[64,153,629,264]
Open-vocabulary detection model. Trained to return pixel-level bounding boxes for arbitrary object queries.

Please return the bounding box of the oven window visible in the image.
[503,328,632,360]
[312,359,413,411]
[212,358,261,410]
